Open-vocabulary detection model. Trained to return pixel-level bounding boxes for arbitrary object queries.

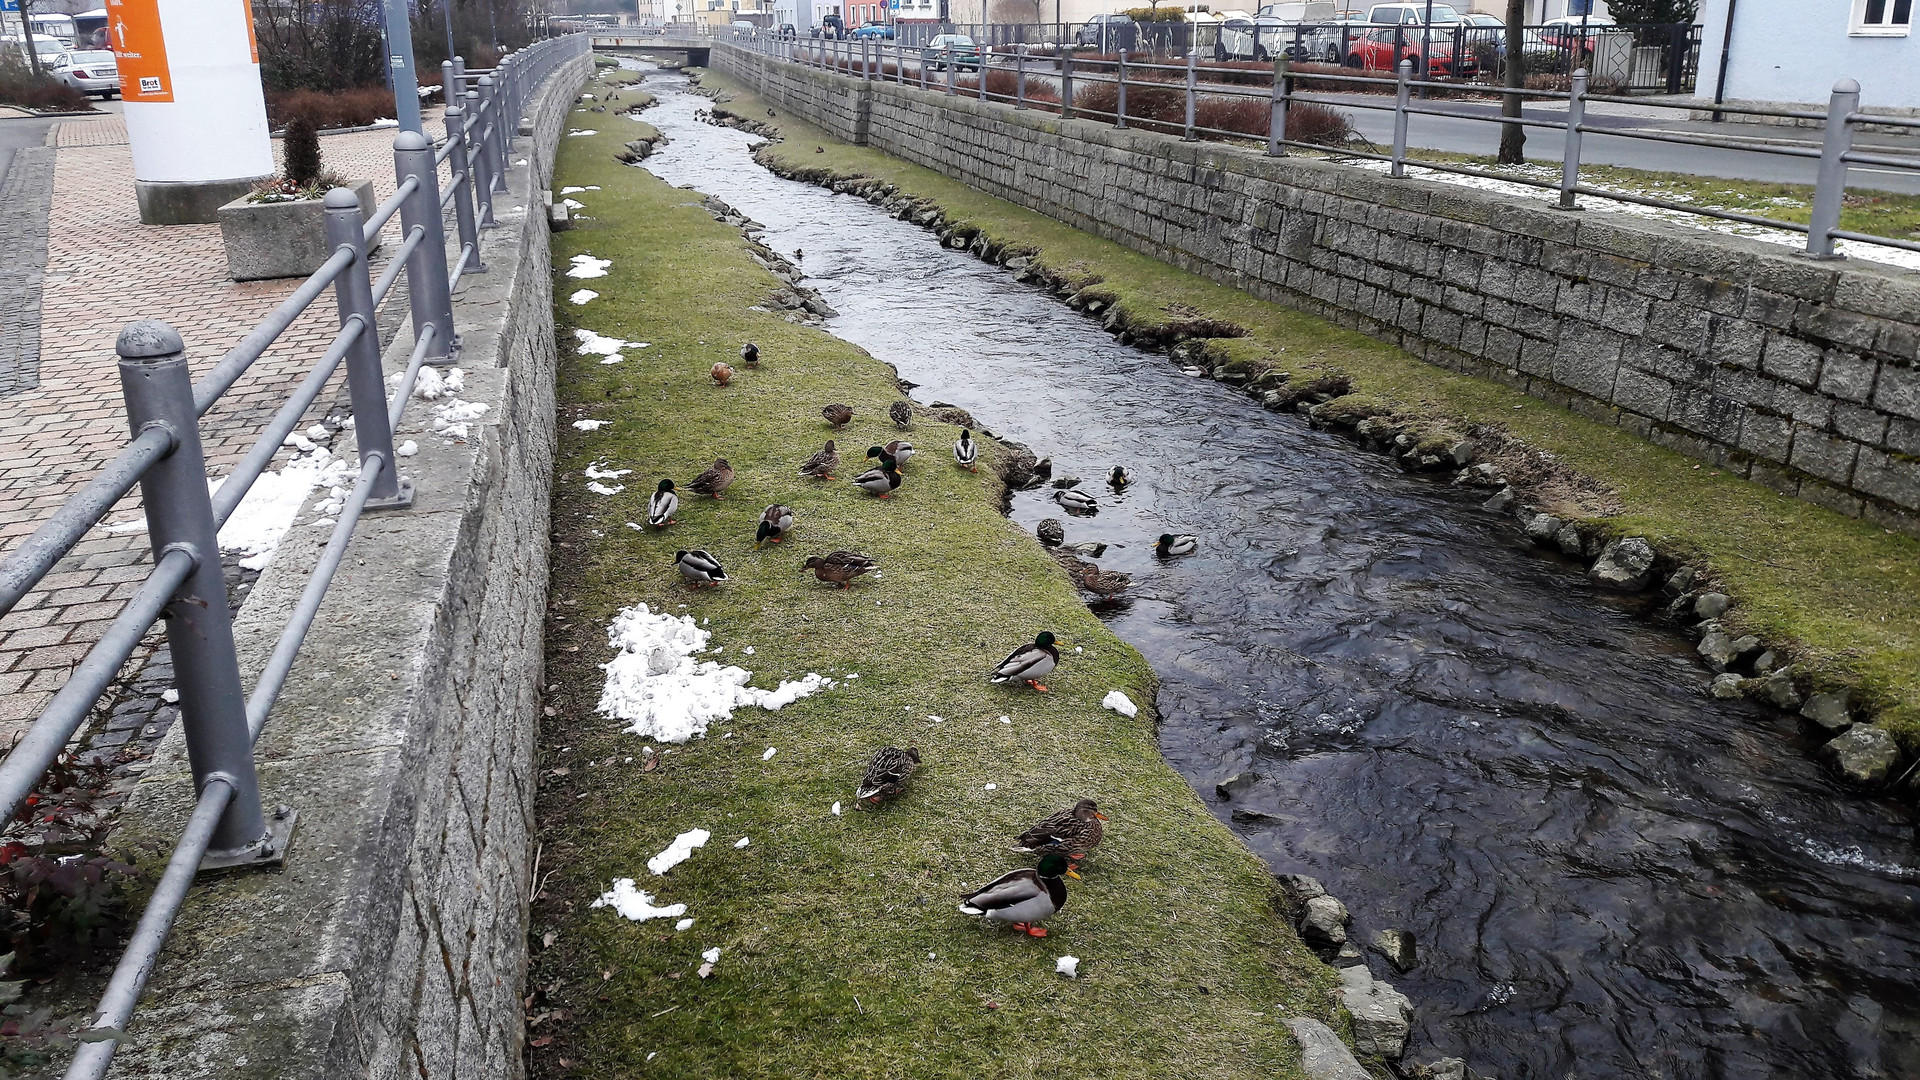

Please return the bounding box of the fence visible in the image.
[0,32,587,1080]
[739,30,1920,263]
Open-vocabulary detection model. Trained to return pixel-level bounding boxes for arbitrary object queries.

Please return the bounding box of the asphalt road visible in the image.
[0,116,57,187]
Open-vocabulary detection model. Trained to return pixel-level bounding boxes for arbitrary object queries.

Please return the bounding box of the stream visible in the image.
[615,59,1920,1080]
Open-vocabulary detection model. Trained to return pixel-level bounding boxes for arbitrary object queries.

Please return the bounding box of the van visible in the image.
[1363,2,1462,23]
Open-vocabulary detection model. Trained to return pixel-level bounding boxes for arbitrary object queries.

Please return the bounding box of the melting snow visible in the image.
[573,327,646,356]
[587,481,624,496]
[1056,956,1080,978]
[1102,690,1139,718]
[567,128,597,136]
[584,461,632,480]
[831,802,842,816]
[589,879,688,922]
[596,604,835,743]
[647,828,711,875]
[564,198,587,210]
[675,918,694,931]
[431,399,490,438]
[392,365,465,401]
[569,289,599,305]
[762,747,777,761]
[734,836,750,848]
[211,446,354,571]
[573,419,609,431]
[567,254,612,279]
[396,440,418,457]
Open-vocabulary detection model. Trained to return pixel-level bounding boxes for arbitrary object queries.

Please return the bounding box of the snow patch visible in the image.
[430,399,490,438]
[569,289,599,305]
[595,604,835,743]
[589,879,687,922]
[587,481,625,496]
[567,128,597,136]
[734,836,750,849]
[1102,690,1139,718]
[1055,955,1080,978]
[647,828,711,875]
[211,446,354,571]
[573,419,610,431]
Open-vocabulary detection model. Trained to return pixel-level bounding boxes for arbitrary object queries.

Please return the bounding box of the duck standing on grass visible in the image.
[646,479,679,528]
[959,853,1078,937]
[710,361,734,386]
[755,504,794,547]
[822,403,854,429]
[990,631,1060,692]
[867,440,914,468]
[1155,533,1198,557]
[1015,799,1106,862]
[740,342,760,367]
[674,549,727,587]
[799,440,840,480]
[851,454,902,499]
[889,400,913,428]
[803,550,878,588]
[688,458,734,499]
[953,429,978,472]
[855,745,920,804]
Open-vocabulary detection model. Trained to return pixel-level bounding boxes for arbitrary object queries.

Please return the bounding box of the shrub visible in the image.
[283,114,323,189]
[0,52,94,113]
[0,843,135,976]
[1124,6,1199,21]
[1285,100,1357,144]
[956,65,1064,104]
[266,85,399,129]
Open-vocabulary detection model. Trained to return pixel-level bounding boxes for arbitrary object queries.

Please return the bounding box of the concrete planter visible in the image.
[217,179,377,281]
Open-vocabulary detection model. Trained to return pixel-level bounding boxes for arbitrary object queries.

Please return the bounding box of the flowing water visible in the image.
[614,60,1920,1079]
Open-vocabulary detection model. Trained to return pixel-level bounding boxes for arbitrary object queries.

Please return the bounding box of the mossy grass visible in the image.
[532,72,1337,1078]
[697,66,1920,743]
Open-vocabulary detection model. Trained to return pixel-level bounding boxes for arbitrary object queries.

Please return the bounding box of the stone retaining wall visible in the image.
[714,46,1920,534]
[106,52,591,1080]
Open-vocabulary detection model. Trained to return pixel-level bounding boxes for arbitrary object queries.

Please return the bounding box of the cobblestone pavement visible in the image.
[0,144,54,396]
[0,106,462,748]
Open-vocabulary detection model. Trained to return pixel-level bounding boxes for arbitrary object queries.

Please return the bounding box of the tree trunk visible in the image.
[20,0,43,77]
[1498,0,1525,162]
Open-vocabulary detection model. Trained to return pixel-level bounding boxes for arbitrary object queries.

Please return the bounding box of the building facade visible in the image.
[1699,0,1916,109]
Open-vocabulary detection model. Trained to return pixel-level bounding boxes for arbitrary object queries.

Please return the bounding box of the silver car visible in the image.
[51,50,121,98]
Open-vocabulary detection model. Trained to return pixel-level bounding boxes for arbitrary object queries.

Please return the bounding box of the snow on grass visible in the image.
[831,801,842,816]
[587,481,625,495]
[674,917,694,931]
[734,836,750,848]
[568,129,598,136]
[211,446,355,571]
[596,604,837,743]
[1102,690,1138,718]
[585,461,632,481]
[590,879,688,922]
[568,254,613,279]
[762,746,777,760]
[570,289,600,305]
[574,419,610,431]
[573,327,650,356]
[1056,956,1080,978]
[564,198,587,211]
[647,828,711,875]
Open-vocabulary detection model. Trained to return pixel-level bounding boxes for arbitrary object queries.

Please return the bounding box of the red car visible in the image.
[1344,26,1478,76]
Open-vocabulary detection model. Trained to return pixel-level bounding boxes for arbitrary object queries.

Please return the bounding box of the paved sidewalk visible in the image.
[0,107,459,744]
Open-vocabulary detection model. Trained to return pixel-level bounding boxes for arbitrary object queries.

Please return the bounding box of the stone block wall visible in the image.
[106,51,590,1080]
[716,46,1920,533]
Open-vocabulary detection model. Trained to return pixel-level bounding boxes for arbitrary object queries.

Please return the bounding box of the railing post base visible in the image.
[202,804,300,872]
[363,478,418,512]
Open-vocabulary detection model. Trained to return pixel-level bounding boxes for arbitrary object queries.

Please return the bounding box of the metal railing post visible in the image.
[1806,77,1859,260]
[1183,50,1196,140]
[1391,59,1411,177]
[1116,50,1128,128]
[1558,67,1587,210]
[394,132,458,363]
[1268,57,1288,156]
[947,48,956,95]
[113,320,267,857]
[1016,47,1026,107]
[466,89,496,226]
[978,49,988,101]
[479,76,508,193]
[1061,50,1073,118]
[322,190,413,510]
[444,104,485,273]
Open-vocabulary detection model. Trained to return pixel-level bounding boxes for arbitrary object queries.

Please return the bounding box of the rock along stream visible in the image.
[616,60,1920,1080]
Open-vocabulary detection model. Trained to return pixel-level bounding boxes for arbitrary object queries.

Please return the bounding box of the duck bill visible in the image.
[1065,868,1082,880]
[1094,812,1108,821]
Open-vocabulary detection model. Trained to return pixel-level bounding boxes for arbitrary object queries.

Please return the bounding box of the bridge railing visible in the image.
[0,32,589,1080]
[730,30,1920,264]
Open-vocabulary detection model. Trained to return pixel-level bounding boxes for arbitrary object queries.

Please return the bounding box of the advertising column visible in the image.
[111,0,275,224]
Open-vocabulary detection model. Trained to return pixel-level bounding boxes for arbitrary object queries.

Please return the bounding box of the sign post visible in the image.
[380,0,424,134]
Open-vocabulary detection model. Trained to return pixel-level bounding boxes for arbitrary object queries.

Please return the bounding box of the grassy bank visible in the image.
[530,69,1338,1079]
[698,66,1920,746]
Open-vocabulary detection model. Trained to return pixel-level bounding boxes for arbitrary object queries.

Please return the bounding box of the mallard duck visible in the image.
[1053,487,1097,515]
[866,441,914,468]
[889,401,913,428]
[711,361,734,386]
[958,853,1078,937]
[1050,551,1097,579]
[1014,799,1107,860]
[1036,518,1065,546]
[990,631,1059,692]
[1080,566,1131,604]
[646,479,679,528]
[851,455,901,499]
[740,342,760,366]
[804,550,878,588]
[1108,466,1132,488]
[1062,541,1107,557]
[1155,532,1198,557]
[755,504,794,547]
[674,549,727,587]
[822,403,853,428]
[799,440,840,480]
[688,458,734,499]
[855,745,920,803]
[953,430,978,472]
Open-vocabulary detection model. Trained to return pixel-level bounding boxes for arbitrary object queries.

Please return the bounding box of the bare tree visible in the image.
[19,0,43,76]
[1497,0,1523,163]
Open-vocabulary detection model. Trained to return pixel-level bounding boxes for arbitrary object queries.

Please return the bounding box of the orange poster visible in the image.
[107,0,172,103]
[242,0,257,63]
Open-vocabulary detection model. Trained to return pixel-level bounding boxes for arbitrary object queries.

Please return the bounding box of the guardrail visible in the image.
[0,31,588,1080]
[735,30,1920,263]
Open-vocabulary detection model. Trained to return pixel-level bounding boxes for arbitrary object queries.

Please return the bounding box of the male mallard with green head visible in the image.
[851,454,902,498]
[1053,487,1097,514]
[646,479,678,528]
[959,853,1079,936]
[990,631,1059,692]
[1015,799,1107,861]
[755,504,794,547]
[674,549,727,587]
[1155,532,1198,557]
[952,429,978,472]
[866,441,914,468]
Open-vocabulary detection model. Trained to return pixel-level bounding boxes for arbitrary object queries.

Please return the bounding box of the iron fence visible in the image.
[0,32,589,1080]
[732,29,1920,263]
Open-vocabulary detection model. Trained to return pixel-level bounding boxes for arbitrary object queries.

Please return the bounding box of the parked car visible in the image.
[849,21,894,38]
[1217,17,1315,60]
[1361,2,1462,24]
[49,48,118,97]
[1073,13,1137,51]
[921,33,980,70]
[1345,25,1476,74]
[1536,14,1613,49]
[777,22,798,38]
[1300,10,1369,63]
[6,36,72,68]
[729,20,757,32]
[815,13,845,38]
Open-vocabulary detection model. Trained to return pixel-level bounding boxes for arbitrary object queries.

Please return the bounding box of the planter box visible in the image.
[217,179,378,282]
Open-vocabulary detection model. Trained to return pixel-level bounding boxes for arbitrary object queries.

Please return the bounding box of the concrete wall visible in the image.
[106,52,591,1080]
[715,47,1920,534]
[1698,0,1920,111]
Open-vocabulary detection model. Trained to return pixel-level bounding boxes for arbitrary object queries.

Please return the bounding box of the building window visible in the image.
[1852,0,1912,35]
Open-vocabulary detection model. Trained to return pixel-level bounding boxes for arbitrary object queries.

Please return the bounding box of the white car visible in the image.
[50,49,121,98]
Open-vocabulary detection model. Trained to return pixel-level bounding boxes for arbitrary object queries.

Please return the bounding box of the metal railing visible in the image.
[0,32,588,1080]
[734,30,1920,263]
